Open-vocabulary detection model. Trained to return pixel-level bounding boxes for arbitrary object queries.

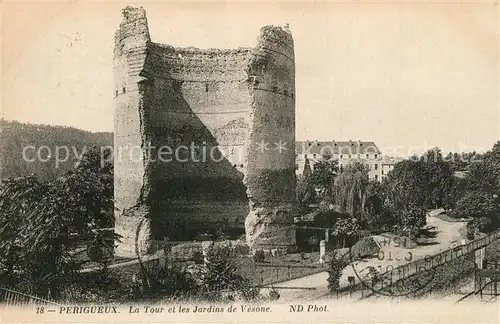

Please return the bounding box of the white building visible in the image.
[296,140,384,182]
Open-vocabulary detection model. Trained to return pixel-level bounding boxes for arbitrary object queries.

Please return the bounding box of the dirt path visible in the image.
[264,213,467,302]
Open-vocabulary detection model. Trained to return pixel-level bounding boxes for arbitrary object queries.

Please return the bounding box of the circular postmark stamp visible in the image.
[346,237,436,297]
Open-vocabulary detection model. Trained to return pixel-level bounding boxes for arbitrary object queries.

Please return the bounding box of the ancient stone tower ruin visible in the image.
[114,6,297,256]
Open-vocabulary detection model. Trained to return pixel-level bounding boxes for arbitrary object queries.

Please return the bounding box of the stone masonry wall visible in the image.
[244,26,297,250]
[113,6,296,256]
[113,7,153,256]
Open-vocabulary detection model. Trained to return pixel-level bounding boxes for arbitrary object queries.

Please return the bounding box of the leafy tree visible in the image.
[332,162,369,218]
[447,142,500,233]
[391,205,427,239]
[452,190,499,220]
[383,159,428,210]
[311,160,339,198]
[445,151,480,172]
[332,216,360,248]
[464,144,500,195]
[0,146,114,298]
[383,148,454,211]
[296,158,316,206]
[421,148,454,209]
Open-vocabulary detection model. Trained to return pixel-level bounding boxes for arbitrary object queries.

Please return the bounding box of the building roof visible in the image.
[296,140,381,155]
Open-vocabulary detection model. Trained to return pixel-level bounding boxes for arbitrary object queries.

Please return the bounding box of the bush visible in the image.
[391,205,427,239]
[253,250,265,263]
[350,236,380,260]
[327,252,349,292]
[131,263,199,301]
[468,217,494,234]
[61,268,129,303]
[269,287,280,301]
[201,244,260,302]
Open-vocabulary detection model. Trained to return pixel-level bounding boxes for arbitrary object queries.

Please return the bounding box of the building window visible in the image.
[122,87,126,94]
[115,90,118,97]
[313,154,317,159]
[375,164,378,170]
[366,154,369,159]
[348,154,351,159]
[375,174,379,181]
[374,154,378,159]
[340,154,343,159]
[304,154,308,159]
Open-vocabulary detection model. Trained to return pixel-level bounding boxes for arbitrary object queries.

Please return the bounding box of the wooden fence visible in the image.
[0,287,62,307]
[334,229,500,300]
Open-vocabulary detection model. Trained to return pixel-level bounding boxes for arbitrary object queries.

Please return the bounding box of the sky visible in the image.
[2,1,499,156]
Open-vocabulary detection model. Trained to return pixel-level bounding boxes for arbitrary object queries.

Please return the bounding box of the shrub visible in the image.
[201,244,260,302]
[327,252,349,292]
[468,216,494,234]
[253,250,266,263]
[269,287,280,301]
[132,264,199,301]
[350,236,380,260]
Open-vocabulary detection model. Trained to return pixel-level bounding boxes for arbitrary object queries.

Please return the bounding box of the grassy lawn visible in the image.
[234,253,328,286]
[91,252,328,289]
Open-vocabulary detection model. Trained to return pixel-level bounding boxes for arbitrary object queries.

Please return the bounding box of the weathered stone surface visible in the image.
[245,203,296,251]
[113,6,296,254]
[114,205,152,257]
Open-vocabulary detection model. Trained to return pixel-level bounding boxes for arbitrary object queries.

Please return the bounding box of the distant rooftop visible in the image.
[296,140,381,155]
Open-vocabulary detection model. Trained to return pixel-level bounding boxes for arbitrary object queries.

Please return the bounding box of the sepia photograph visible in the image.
[0,1,499,323]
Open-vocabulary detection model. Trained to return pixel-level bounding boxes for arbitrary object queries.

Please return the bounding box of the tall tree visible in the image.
[311,159,339,198]
[332,162,369,217]
[0,146,114,298]
[296,158,316,206]
[421,148,454,209]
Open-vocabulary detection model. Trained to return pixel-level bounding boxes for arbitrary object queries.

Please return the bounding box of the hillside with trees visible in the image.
[0,120,113,181]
